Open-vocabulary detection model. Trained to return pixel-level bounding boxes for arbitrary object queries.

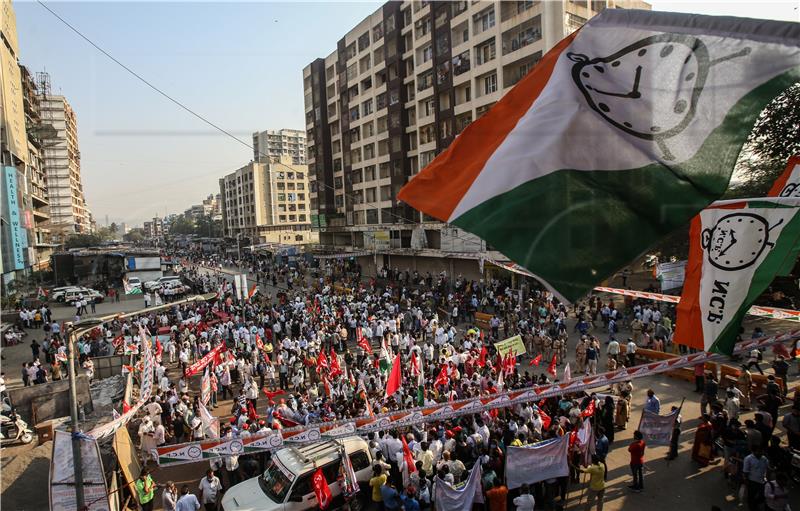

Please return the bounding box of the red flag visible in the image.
[434,365,450,387]
[772,342,791,359]
[569,430,579,447]
[323,377,332,398]
[478,345,488,368]
[262,388,284,401]
[581,399,596,418]
[385,354,402,399]
[317,351,329,373]
[410,352,420,377]
[401,436,417,474]
[547,354,557,377]
[122,400,131,414]
[529,354,542,366]
[329,349,342,378]
[155,339,163,358]
[311,467,333,509]
[539,408,552,429]
[358,335,373,354]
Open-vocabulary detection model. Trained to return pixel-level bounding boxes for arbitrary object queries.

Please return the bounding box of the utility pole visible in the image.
[64,322,85,511]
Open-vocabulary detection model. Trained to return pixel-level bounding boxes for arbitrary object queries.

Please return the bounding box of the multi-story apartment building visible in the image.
[184,194,222,221]
[304,0,649,278]
[38,89,92,240]
[252,129,307,165]
[143,216,163,238]
[218,157,318,246]
[20,66,54,270]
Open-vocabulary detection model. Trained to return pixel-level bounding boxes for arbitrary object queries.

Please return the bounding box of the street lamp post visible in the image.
[65,321,85,511]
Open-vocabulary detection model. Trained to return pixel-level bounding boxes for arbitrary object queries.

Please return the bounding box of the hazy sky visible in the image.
[14,0,799,226]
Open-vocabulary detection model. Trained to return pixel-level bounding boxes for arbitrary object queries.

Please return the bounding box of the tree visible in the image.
[65,233,103,249]
[725,83,800,198]
[169,216,195,235]
[194,215,223,237]
[124,229,145,242]
[109,222,118,233]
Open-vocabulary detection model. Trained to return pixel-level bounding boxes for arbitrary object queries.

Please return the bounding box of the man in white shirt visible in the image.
[198,469,222,508]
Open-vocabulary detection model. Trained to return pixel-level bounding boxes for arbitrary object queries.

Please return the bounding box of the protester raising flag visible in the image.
[317,350,329,373]
[434,365,450,388]
[529,354,542,367]
[675,197,800,354]
[398,9,800,302]
[357,328,373,354]
[384,354,402,399]
[329,349,342,378]
[247,284,259,301]
[477,345,488,368]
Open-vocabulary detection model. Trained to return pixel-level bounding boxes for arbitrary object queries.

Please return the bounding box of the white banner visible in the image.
[506,435,570,489]
[433,463,483,511]
[49,431,110,511]
[638,408,680,446]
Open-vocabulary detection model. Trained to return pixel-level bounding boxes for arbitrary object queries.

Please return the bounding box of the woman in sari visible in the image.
[615,392,631,430]
[691,414,715,467]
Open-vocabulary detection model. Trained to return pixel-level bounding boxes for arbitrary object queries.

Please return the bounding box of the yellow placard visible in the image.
[494,335,526,357]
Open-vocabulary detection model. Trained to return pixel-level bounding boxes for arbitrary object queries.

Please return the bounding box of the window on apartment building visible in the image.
[473,7,495,33]
[483,73,498,95]
[334,177,343,189]
[346,63,358,81]
[373,23,383,41]
[437,62,451,85]
[298,193,305,200]
[363,143,375,159]
[364,165,376,181]
[476,38,496,65]
[417,70,433,91]
[364,121,375,137]
[376,93,387,110]
[379,162,391,179]
[362,99,374,116]
[453,1,468,15]
[377,116,388,133]
[333,158,342,171]
[419,123,436,145]
[358,32,370,51]
[360,55,371,74]
[385,14,396,33]
[278,193,286,201]
[366,209,379,224]
[332,140,341,153]
[350,106,360,121]
[330,123,340,136]
[389,89,400,106]
[351,147,362,164]
[415,15,431,39]
[335,195,344,207]
[349,127,361,144]
[380,185,391,201]
[440,119,452,139]
[435,32,450,56]
[365,187,377,202]
[346,42,357,59]
[421,45,433,63]
[361,76,372,92]
[422,98,435,117]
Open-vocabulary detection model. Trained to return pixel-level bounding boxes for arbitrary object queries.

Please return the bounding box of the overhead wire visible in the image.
[36,0,488,251]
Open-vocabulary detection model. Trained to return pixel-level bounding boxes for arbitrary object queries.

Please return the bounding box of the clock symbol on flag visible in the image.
[568,33,750,160]
[701,212,783,271]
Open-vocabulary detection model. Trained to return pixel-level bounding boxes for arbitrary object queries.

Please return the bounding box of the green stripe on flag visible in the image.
[453,68,800,302]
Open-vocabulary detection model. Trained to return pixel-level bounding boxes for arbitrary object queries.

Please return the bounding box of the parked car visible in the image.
[125,276,142,290]
[144,276,182,291]
[221,436,373,511]
[51,286,81,302]
[64,288,104,305]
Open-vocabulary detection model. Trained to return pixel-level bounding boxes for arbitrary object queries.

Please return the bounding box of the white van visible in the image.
[221,436,373,511]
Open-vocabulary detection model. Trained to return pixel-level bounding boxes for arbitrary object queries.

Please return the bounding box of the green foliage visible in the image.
[725,83,800,198]
[169,216,195,235]
[64,233,103,249]
[123,229,144,242]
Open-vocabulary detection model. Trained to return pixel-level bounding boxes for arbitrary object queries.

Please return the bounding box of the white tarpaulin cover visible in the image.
[433,463,483,511]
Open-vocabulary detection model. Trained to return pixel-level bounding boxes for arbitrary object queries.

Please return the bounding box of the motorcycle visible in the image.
[0,397,34,446]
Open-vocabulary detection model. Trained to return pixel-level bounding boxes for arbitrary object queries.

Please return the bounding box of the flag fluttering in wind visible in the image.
[311,468,333,510]
[434,365,450,388]
[676,197,800,354]
[563,362,572,382]
[384,354,402,399]
[529,354,542,366]
[398,9,800,302]
[329,349,342,378]
[478,345,488,368]
[547,354,558,378]
[317,351,329,373]
[357,329,373,354]
[247,284,259,300]
[401,436,417,474]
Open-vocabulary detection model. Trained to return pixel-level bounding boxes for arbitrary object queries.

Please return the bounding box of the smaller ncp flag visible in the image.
[676,197,800,354]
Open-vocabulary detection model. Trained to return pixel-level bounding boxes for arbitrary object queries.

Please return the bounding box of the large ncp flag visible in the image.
[675,198,800,354]
[397,9,800,302]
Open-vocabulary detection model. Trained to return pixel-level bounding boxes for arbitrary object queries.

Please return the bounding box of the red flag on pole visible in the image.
[539,408,552,429]
[581,399,596,418]
[434,365,450,387]
[547,354,558,377]
[329,349,342,377]
[317,351,329,373]
[529,354,542,366]
[478,345,487,368]
[401,436,417,474]
[357,331,373,354]
[384,354,402,399]
[311,467,333,509]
